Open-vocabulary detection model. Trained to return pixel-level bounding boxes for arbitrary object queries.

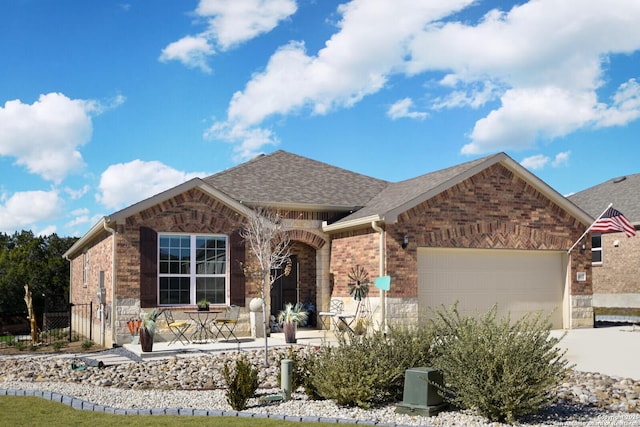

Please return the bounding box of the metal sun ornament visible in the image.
[347,265,370,301]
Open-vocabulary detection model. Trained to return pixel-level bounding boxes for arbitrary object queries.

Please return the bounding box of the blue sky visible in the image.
[2,0,640,237]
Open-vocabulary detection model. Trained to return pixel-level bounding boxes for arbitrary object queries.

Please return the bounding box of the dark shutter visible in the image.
[139,226,158,308]
[229,230,246,307]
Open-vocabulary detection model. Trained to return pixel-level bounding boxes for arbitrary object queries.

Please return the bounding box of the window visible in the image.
[591,234,602,264]
[158,234,228,305]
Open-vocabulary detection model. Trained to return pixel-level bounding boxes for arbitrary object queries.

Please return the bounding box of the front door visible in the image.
[271,255,298,316]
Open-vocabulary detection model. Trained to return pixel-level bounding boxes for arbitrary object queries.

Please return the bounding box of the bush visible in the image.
[429,304,571,424]
[222,356,259,411]
[81,340,95,351]
[52,340,67,351]
[308,324,437,408]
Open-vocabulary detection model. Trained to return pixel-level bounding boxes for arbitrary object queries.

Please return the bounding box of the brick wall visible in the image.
[329,229,380,298]
[592,232,640,307]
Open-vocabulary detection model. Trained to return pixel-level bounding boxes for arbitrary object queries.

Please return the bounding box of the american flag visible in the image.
[590,207,636,237]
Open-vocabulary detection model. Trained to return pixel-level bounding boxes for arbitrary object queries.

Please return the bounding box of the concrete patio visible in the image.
[123,328,339,360]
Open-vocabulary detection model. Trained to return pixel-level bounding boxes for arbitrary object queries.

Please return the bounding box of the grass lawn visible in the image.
[0,396,336,427]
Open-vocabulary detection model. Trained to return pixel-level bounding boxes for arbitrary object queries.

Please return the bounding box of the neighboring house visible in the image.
[63,150,594,347]
[568,174,640,312]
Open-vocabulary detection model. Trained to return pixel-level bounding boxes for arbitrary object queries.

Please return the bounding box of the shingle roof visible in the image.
[202,150,389,208]
[568,174,640,224]
[339,155,494,222]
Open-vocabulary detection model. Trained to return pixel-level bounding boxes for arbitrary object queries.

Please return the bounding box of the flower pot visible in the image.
[139,327,154,352]
[283,321,297,344]
[197,305,209,311]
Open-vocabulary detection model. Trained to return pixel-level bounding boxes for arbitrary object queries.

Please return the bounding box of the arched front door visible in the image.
[271,255,298,317]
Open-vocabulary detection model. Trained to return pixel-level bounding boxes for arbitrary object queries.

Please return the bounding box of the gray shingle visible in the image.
[203,150,389,208]
[568,174,640,223]
[336,155,494,222]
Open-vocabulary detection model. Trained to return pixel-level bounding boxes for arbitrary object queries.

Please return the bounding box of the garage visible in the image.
[417,248,568,329]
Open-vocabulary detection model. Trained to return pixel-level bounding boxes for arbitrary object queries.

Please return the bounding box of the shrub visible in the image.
[222,356,259,411]
[308,324,437,408]
[429,304,571,424]
[81,340,95,351]
[52,340,67,351]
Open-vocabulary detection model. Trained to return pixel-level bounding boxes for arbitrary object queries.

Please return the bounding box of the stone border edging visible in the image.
[0,388,417,426]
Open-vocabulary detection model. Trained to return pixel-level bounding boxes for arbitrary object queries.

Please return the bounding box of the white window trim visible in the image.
[157,233,229,306]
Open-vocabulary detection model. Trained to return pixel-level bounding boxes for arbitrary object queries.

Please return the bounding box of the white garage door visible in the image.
[418,248,567,329]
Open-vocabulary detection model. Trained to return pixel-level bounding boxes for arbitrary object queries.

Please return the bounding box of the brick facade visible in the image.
[68,160,594,346]
[328,164,593,328]
[592,232,640,308]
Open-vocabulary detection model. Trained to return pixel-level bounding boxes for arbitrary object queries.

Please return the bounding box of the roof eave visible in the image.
[62,217,108,259]
[322,215,382,233]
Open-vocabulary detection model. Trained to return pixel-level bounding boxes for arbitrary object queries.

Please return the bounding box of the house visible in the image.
[568,174,640,314]
[63,150,594,347]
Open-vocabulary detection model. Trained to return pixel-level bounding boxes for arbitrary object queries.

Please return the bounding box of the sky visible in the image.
[2,0,640,237]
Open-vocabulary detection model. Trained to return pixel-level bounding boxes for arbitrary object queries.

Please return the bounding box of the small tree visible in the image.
[240,207,291,366]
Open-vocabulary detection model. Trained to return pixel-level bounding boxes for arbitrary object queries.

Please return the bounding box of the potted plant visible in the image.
[277,303,308,344]
[139,308,164,352]
[197,299,210,311]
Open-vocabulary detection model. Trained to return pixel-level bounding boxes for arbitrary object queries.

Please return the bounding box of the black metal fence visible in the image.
[41,301,93,345]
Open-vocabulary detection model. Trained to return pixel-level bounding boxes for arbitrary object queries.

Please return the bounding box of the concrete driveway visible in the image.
[550,325,640,380]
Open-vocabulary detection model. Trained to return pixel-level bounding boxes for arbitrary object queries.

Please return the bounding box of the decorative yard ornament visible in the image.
[24,284,40,343]
[348,265,370,301]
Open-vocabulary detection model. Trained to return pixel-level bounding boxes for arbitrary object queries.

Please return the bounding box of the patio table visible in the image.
[336,314,356,335]
[184,310,222,343]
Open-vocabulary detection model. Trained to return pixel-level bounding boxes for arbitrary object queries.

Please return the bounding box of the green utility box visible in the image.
[395,367,448,416]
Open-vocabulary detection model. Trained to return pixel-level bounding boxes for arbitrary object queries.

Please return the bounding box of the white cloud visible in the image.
[387,98,428,120]
[552,151,571,167]
[198,0,298,50]
[205,122,277,162]
[0,93,95,183]
[406,0,640,154]
[96,160,207,210]
[64,185,91,200]
[462,87,599,154]
[520,150,571,170]
[520,154,549,171]
[209,0,640,158]
[159,36,214,73]
[160,0,297,71]
[210,0,473,158]
[0,190,63,233]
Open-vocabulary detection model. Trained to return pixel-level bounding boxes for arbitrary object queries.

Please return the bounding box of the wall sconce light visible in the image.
[580,243,586,253]
[613,240,620,248]
[402,234,409,249]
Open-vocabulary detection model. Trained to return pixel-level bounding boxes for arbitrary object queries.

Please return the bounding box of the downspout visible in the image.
[371,221,386,333]
[103,220,116,347]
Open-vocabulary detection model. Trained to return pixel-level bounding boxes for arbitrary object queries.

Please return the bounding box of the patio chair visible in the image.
[318,299,344,330]
[214,305,240,342]
[163,310,190,345]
